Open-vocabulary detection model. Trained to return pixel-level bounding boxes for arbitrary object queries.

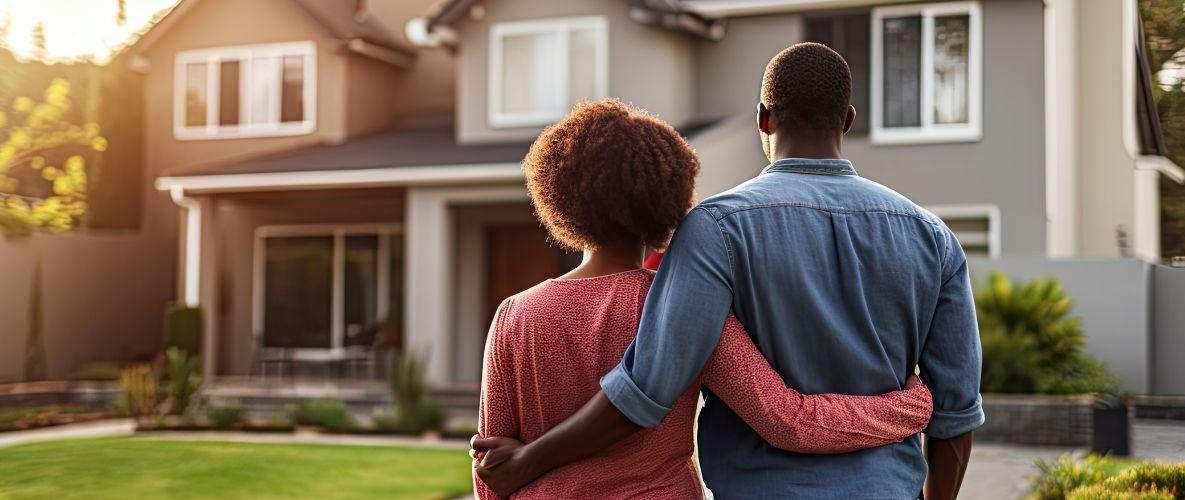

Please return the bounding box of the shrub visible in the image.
[165,348,201,416]
[977,272,1120,395]
[1102,462,1185,497]
[1032,455,1130,500]
[1031,455,1185,499]
[1066,484,1174,500]
[388,349,446,434]
[118,364,158,417]
[208,402,245,430]
[164,304,202,356]
[291,399,351,430]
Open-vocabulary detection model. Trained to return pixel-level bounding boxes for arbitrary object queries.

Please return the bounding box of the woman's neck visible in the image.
[558,244,646,280]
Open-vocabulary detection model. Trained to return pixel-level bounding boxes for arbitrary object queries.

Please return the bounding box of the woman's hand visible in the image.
[471,435,534,497]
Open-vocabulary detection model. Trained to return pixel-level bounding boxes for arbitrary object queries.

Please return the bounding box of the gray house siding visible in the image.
[692,0,1046,256]
[452,0,697,144]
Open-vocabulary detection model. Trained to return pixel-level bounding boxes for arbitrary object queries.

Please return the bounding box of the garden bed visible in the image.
[979,394,1099,446]
[0,404,109,433]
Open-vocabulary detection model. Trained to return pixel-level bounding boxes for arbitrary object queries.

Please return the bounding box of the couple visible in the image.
[471,43,984,499]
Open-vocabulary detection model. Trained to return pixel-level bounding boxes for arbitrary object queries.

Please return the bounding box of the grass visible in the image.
[0,437,472,499]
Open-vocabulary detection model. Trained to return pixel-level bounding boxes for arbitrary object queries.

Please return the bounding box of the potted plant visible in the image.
[1092,392,1131,456]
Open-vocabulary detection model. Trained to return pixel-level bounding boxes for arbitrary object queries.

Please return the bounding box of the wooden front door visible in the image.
[484,224,566,324]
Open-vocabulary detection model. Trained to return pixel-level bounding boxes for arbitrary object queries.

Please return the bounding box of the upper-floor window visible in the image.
[871,2,981,145]
[489,16,608,128]
[174,41,316,140]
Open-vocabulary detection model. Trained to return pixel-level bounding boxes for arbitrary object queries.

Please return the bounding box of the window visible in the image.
[489,16,608,128]
[174,42,315,140]
[871,2,980,145]
[927,205,1000,259]
[253,225,402,351]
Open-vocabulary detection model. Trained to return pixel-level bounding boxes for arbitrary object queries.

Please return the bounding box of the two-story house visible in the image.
[129,0,1183,398]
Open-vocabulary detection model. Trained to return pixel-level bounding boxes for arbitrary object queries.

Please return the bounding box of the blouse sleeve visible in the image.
[700,314,934,454]
[474,298,519,500]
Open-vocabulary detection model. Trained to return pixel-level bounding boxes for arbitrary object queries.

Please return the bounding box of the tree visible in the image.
[0,78,106,239]
[1141,0,1185,259]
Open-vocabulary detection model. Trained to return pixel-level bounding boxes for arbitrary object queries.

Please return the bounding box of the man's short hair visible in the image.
[760,42,852,130]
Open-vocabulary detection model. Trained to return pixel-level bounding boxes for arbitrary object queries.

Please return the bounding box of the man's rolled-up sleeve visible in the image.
[920,231,986,439]
[600,207,735,428]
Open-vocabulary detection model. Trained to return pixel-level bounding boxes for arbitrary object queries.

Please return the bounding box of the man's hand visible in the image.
[471,435,534,497]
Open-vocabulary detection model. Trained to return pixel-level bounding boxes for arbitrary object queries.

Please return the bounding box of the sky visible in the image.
[0,0,180,65]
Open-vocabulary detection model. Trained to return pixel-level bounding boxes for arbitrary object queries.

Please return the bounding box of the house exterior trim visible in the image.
[155,163,525,194]
[681,0,917,19]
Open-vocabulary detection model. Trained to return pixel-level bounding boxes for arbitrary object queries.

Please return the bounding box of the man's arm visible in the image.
[474,208,735,496]
[919,229,984,500]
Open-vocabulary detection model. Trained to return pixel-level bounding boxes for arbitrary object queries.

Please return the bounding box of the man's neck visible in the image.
[772,131,844,161]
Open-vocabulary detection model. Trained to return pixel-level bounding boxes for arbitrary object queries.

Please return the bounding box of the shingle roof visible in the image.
[161,124,533,177]
[160,117,725,178]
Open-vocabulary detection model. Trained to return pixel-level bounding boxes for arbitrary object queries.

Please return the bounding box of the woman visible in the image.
[475,99,932,499]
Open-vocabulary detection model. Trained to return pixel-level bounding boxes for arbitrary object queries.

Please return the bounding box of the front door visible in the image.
[483,224,576,323]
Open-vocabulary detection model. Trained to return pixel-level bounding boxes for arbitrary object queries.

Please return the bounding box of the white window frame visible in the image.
[927,204,1000,259]
[488,16,609,129]
[251,223,402,356]
[871,1,982,145]
[173,41,316,141]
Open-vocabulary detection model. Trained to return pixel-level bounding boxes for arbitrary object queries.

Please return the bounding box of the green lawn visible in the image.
[0,437,473,499]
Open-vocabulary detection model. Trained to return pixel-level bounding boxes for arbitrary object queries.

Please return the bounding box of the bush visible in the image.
[1031,455,1185,499]
[977,273,1120,395]
[164,304,202,356]
[208,402,245,430]
[165,348,201,416]
[388,350,446,434]
[118,364,158,417]
[291,399,351,430]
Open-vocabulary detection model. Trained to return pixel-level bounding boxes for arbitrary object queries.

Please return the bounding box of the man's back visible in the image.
[601,158,984,499]
[699,158,978,498]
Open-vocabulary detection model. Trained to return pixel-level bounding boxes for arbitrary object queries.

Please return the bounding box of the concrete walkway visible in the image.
[0,418,134,448]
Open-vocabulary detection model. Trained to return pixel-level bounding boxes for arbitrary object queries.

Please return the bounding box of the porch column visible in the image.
[198,196,219,381]
[405,185,528,384]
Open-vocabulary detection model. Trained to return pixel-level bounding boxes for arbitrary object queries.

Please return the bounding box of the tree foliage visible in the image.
[0,78,106,238]
[1141,0,1185,259]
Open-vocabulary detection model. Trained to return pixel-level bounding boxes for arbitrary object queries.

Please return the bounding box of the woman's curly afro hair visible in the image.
[523,98,700,251]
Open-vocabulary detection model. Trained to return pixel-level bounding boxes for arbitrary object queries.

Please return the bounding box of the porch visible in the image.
[154,124,574,401]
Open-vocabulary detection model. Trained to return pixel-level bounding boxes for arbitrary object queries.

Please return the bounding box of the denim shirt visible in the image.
[600,158,984,499]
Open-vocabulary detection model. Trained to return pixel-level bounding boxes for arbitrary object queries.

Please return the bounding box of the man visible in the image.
[474,43,983,499]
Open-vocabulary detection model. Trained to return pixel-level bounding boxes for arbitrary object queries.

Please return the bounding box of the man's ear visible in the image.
[842,105,856,135]
[757,102,773,135]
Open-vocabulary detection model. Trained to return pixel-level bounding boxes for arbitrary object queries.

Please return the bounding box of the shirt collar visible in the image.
[760,158,858,176]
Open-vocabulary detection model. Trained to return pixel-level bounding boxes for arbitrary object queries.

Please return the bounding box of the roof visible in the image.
[160,124,533,178]
[159,116,725,179]
[423,0,726,41]
[124,0,414,64]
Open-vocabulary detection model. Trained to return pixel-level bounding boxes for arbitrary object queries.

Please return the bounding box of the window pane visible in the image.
[264,236,332,348]
[934,14,970,125]
[343,235,378,347]
[248,56,278,125]
[882,16,921,128]
[184,62,207,127]
[219,60,240,126]
[568,27,599,105]
[501,31,561,116]
[281,55,304,123]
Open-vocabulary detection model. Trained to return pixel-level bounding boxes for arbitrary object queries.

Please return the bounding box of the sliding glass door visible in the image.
[256,225,402,351]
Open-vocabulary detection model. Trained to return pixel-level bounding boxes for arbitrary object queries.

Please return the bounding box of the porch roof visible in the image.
[160,124,533,179]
